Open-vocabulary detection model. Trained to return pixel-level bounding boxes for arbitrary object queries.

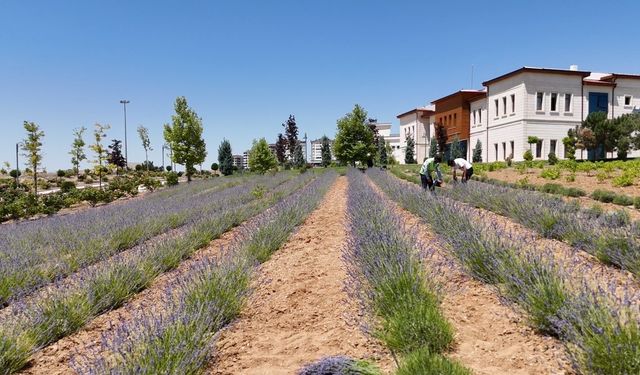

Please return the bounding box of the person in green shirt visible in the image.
[419,155,442,191]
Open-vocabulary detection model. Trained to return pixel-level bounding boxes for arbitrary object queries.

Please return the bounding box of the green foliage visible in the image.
[333,104,377,166]
[217,139,234,176]
[21,121,44,195]
[396,348,471,375]
[612,194,634,206]
[472,139,482,163]
[292,142,305,168]
[434,123,447,157]
[523,149,533,162]
[547,152,558,165]
[137,125,153,170]
[428,137,438,158]
[404,135,416,164]
[591,189,616,203]
[282,115,299,162]
[210,163,218,171]
[248,138,277,173]
[450,135,463,159]
[540,167,561,180]
[634,197,640,209]
[165,172,179,186]
[107,139,126,171]
[320,136,332,167]
[612,171,636,187]
[60,180,76,193]
[377,136,387,166]
[89,123,110,189]
[163,96,207,182]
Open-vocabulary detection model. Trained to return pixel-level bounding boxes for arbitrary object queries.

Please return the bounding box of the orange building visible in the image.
[431,89,486,159]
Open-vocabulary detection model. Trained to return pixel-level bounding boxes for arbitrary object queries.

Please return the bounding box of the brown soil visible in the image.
[486,168,640,197]
[19,213,246,374]
[367,179,572,375]
[209,177,394,375]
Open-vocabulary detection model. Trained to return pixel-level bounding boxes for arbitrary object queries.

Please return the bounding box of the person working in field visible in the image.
[419,155,443,191]
[448,157,474,183]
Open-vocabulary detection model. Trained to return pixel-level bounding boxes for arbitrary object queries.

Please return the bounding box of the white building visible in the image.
[373,123,402,164]
[396,106,435,163]
[474,66,640,162]
[310,138,335,165]
[242,151,249,170]
[232,154,243,169]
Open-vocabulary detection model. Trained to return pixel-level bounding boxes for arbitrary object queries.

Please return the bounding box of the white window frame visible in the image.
[624,95,632,106]
[564,93,572,112]
[550,92,559,112]
[536,92,544,111]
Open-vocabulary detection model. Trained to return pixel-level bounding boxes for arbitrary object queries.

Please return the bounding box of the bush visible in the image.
[548,152,558,165]
[177,171,184,177]
[540,167,561,180]
[523,150,533,162]
[165,172,179,186]
[396,348,471,375]
[56,169,66,177]
[59,180,76,193]
[591,189,616,203]
[635,197,640,210]
[612,194,634,206]
[107,177,139,197]
[613,173,635,187]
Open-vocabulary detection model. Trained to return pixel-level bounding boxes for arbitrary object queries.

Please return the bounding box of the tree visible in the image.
[283,115,299,162]
[217,139,234,176]
[21,121,44,195]
[163,96,207,182]
[434,123,447,157]
[69,127,87,178]
[378,136,388,166]
[450,135,464,159]
[582,112,611,159]
[472,139,483,163]
[108,139,126,174]
[248,138,277,173]
[611,114,640,160]
[211,163,219,172]
[527,136,540,153]
[320,136,332,167]
[137,125,153,171]
[275,133,287,165]
[428,137,438,158]
[562,128,577,160]
[405,135,416,164]
[575,126,596,159]
[333,104,377,166]
[90,124,110,189]
[292,142,305,168]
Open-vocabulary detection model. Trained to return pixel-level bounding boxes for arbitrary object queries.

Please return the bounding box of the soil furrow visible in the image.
[209,177,393,375]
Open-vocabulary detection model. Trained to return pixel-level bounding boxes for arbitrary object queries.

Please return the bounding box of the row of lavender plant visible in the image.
[368,169,640,374]
[441,178,640,276]
[0,174,282,307]
[70,171,337,374]
[0,171,318,374]
[344,169,470,374]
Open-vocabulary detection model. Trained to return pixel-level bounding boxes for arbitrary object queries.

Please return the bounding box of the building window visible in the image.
[502,97,507,115]
[564,93,572,112]
[625,95,632,106]
[536,139,543,158]
[536,92,544,111]
[494,143,498,161]
[510,140,514,157]
[478,108,482,124]
[494,99,499,117]
[550,93,558,112]
[454,113,457,126]
[472,110,476,125]
[502,142,506,160]
[550,139,557,155]
[511,94,515,113]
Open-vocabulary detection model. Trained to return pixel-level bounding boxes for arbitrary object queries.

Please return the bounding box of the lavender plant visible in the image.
[298,356,381,375]
[344,169,468,373]
[72,171,337,374]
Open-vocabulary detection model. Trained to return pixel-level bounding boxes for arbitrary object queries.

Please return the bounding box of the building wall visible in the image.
[398,114,429,163]
[469,98,487,161]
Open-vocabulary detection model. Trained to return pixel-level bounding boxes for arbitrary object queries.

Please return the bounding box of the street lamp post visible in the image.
[119,100,130,170]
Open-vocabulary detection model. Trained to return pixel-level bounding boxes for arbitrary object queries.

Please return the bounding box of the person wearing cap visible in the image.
[419,155,442,191]
[448,157,474,183]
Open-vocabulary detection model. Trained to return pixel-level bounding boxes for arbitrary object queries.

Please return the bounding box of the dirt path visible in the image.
[209,177,393,375]
[367,178,572,375]
[20,216,246,374]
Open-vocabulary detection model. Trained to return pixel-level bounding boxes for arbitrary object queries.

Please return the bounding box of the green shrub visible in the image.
[564,187,586,197]
[612,194,634,206]
[612,173,635,187]
[540,167,561,180]
[56,169,66,177]
[635,197,640,209]
[523,149,533,162]
[565,172,576,182]
[540,183,563,195]
[591,189,616,203]
[59,180,76,193]
[165,172,179,186]
[596,170,608,183]
[548,152,558,165]
[396,348,471,375]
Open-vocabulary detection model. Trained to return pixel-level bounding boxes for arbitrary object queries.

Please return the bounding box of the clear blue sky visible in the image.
[1,0,639,170]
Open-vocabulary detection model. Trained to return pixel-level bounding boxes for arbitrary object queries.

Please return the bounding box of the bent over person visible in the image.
[419,155,442,191]
[448,157,473,182]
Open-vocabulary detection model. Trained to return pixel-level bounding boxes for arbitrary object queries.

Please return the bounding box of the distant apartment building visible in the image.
[242,151,249,170]
[232,154,243,169]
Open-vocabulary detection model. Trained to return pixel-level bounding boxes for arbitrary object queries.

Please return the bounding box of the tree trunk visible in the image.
[145,150,149,171]
[33,168,37,196]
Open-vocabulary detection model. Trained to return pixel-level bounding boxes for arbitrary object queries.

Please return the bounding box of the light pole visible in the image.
[119,100,130,170]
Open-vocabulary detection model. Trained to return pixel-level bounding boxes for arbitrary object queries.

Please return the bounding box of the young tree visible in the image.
[137,125,153,171]
[472,139,483,163]
[575,126,596,160]
[333,104,377,166]
[292,142,305,168]
[69,126,87,178]
[275,133,287,165]
[217,139,234,176]
[582,112,610,159]
[248,138,277,173]
[21,121,44,195]
[450,135,464,159]
[108,139,126,174]
[283,115,299,162]
[434,123,447,157]
[378,136,388,166]
[320,136,332,167]
[404,135,416,164]
[428,137,437,158]
[211,162,219,172]
[527,136,540,153]
[163,96,207,182]
[90,124,110,189]
[562,128,577,160]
